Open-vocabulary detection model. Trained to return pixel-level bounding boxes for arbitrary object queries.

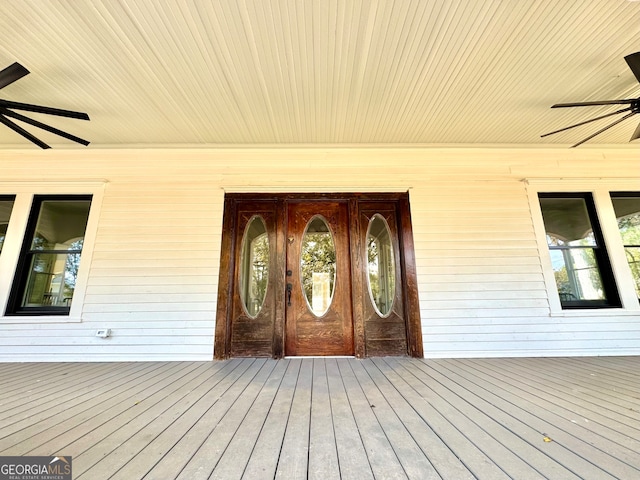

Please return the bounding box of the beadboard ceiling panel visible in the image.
[0,0,639,148]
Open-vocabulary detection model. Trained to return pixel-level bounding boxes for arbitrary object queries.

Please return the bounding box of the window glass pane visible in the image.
[539,197,596,246]
[539,194,618,307]
[239,216,269,318]
[0,198,15,253]
[611,196,640,298]
[366,214,395,316]
[22,252,81,307]
[549,249,606,301]
[31,200,91,250]
[623,247,640,298]
[14,197,92,312]
[301,216,335,317]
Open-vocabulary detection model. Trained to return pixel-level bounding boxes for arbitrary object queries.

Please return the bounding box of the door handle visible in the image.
[286,283,292,306]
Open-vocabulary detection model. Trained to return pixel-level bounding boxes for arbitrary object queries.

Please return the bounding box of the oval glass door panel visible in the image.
[239,216,269,318]
[367,214,395,316]
[301,215,336,317]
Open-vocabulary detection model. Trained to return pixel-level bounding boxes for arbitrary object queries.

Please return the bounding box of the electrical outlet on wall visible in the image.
[96,329,112,338]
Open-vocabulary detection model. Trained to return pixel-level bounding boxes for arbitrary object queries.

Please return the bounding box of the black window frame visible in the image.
[0,195,17,254]
[6,194,93,316]
[538,192,621,309]
[610,191,640,301]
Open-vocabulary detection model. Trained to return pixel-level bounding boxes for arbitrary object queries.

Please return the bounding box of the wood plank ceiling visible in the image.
[0,0,639,148]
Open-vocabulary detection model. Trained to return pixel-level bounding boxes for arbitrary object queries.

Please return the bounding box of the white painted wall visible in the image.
[0,147,638,361]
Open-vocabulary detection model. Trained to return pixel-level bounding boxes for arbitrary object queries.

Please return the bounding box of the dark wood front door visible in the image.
[285,201,354,356]
[215,193,423,359]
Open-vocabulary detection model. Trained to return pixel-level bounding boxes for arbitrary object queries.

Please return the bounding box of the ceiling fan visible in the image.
[0,62,90,149]
[542,52,640,147]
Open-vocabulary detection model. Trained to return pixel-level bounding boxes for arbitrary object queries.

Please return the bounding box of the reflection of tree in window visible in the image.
[368,235,395,313]
[366,215,395,316]
[248,234,269,316]
[239,216,270,318]
[368,237,380,300]
[64,239,84,292]
[546,232,604,301]
[301,223,335,316]
[614,208,640,298]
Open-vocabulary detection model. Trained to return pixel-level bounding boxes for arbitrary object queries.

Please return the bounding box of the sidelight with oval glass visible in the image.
[301,216,336,317]
[239,216,269,318]
[366,214,395,316]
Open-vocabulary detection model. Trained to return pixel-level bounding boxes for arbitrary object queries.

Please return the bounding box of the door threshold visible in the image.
[284,356,356,359]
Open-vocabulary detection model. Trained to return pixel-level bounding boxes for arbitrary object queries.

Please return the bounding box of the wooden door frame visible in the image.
[214,192,423,359]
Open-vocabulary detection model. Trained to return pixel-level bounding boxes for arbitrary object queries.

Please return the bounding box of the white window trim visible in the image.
[525,178,640,316]
[0,182,105,324]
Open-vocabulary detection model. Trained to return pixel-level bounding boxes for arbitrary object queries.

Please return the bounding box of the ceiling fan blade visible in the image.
[551,99,637,108]
[2,109,89,146]
[0,99,89,120]
[571,111,637,148]
[0,62,29,90]
[0,114,50,149]
[541,107,632,138]
[625,52,640,84]
[631,121,640,142]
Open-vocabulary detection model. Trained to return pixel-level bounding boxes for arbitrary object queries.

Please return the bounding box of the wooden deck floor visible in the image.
[0,357,638,479]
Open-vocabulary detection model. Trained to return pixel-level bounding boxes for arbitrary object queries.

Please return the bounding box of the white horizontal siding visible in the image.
[409,163,640,357]
[78,174,221,355]
[0,147,638,361]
